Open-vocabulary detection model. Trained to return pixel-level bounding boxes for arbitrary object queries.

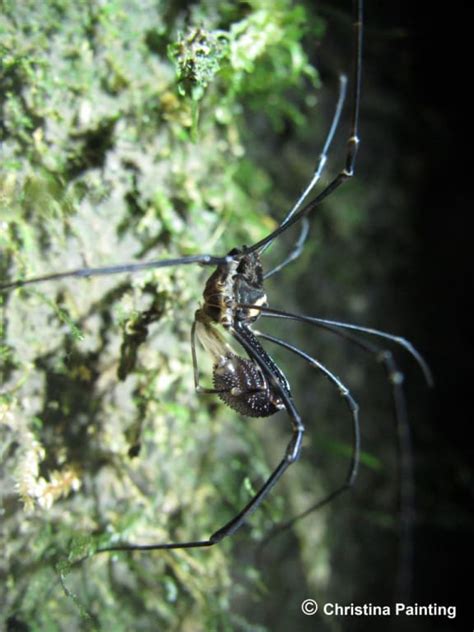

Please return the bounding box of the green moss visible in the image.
[1,0,327,629]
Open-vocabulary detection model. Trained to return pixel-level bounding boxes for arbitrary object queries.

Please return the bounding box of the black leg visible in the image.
[245,0,363,256]
[255,331,360,541]
[0,253,234,292]
[91,324,305,554]
[262,72,348,272]
[94,456,296,555]
[378,348,414,602]
[263,217,310,280]
[249,305,422,600]
[241,304,433,386]
[95,433,302,553]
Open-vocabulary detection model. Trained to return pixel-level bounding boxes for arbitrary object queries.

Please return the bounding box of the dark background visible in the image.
[333,2,472,629]
[250,2,472,630]
[382,3,471,630]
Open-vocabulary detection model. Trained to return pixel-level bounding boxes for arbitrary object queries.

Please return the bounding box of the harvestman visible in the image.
[0,0,432,559]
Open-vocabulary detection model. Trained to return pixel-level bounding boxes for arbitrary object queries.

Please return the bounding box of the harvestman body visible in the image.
[0,0,432,560]
[195,248,288,418]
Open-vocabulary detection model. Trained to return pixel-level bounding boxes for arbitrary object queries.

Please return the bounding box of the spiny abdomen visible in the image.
[213,353,282,418]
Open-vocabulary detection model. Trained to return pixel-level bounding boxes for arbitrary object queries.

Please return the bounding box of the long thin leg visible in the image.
[378,348,414,602]
[278,75,348,227]
[261,72,348,264]
[0,1,361,293]
[82,449,300,558]
[0,253,234,292]
[238,303,433,386]
[96,435,300,553]
[255,331,360,536]
[0,68,348,296]
[252,70,349,280]
[252,308,418,599]
[245,0,363,256]
[92,325,304,555]
[263,217,310,279]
